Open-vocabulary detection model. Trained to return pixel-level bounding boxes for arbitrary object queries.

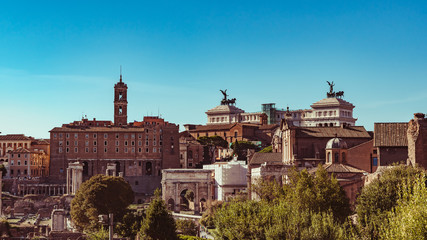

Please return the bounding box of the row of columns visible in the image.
[18,184,66,196]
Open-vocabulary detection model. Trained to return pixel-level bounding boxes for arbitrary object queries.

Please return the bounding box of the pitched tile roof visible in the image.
[0,134,32,141]
[295,126,371,138]
[249,152,282,165]
[9,148,31,153]
[374,123,408,147]
[309,163,366,174]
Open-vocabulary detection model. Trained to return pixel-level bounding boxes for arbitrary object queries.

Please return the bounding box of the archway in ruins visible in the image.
[180,189,195,211]
[162,169,214,213]
[167,198,175,211]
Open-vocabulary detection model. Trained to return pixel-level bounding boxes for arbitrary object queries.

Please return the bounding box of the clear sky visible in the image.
[1,1,426,138]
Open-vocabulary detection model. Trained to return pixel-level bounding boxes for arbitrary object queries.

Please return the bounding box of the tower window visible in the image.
[119,106,123,115]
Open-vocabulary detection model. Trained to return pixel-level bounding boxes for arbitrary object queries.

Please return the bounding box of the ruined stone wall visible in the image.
[407,113,427,169]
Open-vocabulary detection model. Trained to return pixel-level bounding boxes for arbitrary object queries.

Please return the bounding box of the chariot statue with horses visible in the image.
[326,81,344,99]
[220,89,237,105]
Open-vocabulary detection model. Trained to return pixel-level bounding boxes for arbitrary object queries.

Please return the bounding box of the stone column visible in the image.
[175,183,179,212]
[195,183,199,213]
[66,168,71,194]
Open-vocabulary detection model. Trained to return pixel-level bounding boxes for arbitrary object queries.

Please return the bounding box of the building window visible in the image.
[85,134,89,139]
[146,148,149,153]
[66,133,69,138]
[104,141,108,146]
[116,134,119,139]
[85,148,89,153]
[24,160,27,165]
[59,147,62,153]
[94,141,97,146]
[74,141,78,146]
[131,141,135,146]
[75,147,78,153]
[138,141,142,146]
[125,148,128,153]
[18,160,21,166]
[138,134,142,139]
[124,134,128,139]
[373,157,378,166]
[334,153,339,163]
[74,133,78,138]
[125,141,128,146]
[138,148,142,153]
[116,141,119,146]
[131,134,135,139]
[11,160,14,165]
[104,133,108,139]
[132,147,135,153]
[153,148,157,153]
[53,133,57,138]
[116,148,119,153]
[66,141,69,146]
[104,148,107,153]
[93,147,97,153]
[93,133,97,138]
[66,148,69,153]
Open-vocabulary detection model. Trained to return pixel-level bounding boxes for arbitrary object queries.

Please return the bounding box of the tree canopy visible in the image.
[205,165,351,239]
[230,140,257,160]
[355,165,424,239]
[70,174,134,231]
[197,136,228,163]
[139,189,178,240]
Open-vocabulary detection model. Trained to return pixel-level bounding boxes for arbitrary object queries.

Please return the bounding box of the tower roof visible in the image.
[311,97,354,109]
[206,104,244,115]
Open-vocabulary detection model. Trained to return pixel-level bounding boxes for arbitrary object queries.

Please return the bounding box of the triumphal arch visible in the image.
[161,169,214,213]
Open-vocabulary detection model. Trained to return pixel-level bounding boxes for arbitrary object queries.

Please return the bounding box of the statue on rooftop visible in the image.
[220,89,236,105]
[220,89,228,101]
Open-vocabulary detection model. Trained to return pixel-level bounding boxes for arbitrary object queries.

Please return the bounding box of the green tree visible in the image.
[197,136,228,163]
[259,145,272,153]
[70,174,134,231]
[176,219,197,236]
[200,200,224,229]
[379,175,427,240]
[139,189,178,240]
[116,210,145,240]
[230,140,257,160]
[355,165,424,239]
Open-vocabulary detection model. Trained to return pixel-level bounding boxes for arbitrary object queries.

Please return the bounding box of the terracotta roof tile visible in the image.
[374,123,408,147]
[0,134,32,141]
[249,152,282,165]
[295,126,371,138]
[310,163,366,173]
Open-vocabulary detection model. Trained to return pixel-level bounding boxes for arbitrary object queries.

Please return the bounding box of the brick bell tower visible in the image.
[114,70,128,126]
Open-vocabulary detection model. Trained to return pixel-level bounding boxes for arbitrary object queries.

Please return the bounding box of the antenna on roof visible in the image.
[120,65,122,82]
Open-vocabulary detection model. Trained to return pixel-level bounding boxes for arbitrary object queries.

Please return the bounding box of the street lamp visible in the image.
[98,213,113,240]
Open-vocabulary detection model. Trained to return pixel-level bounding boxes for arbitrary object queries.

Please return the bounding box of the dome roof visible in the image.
[326,137,348,149]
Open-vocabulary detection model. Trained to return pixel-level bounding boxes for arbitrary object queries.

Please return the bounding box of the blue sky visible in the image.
[1,1,427,138]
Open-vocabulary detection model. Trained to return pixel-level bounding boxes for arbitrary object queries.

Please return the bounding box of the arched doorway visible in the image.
[168,198,175,211]
[180,189,194,211]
